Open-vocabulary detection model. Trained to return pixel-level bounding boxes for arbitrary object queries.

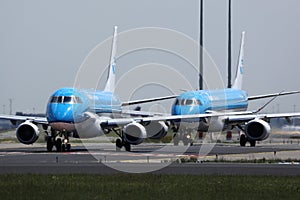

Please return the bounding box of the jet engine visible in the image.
[145,121,168,139]
[16,121,40,145]
[123,122,146,145]
[244,119,271,141]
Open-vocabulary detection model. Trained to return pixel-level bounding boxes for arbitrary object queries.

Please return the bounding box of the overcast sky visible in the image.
[1,0,300,113]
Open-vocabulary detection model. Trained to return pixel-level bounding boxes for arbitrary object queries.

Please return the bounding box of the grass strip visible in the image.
[0,174,300,199]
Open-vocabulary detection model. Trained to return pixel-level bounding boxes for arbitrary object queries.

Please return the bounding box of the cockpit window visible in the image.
[58,96,63,103]
[75,96,83,103]
[63,96,73,103]
[51,96,59,103]
[175,98,202,106]
[50,96,83,104]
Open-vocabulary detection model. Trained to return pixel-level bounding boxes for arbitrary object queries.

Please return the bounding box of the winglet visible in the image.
[232,31,246,90]
[104,26,118,93]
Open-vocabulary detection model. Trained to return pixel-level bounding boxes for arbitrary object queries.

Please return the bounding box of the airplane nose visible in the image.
[172,105,182,115]
[47,104,74,122]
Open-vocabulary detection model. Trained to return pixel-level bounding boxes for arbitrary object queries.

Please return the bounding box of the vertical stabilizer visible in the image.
[104,26,118,92]
[232,31,245,90]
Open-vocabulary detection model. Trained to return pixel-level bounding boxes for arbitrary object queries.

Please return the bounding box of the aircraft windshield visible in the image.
[175,98,202,106]
[50,96,83,104]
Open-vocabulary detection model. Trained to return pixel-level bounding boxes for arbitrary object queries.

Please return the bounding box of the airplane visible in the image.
[0,26,177,152]
[168,31,300,147]
[1,28,300,152]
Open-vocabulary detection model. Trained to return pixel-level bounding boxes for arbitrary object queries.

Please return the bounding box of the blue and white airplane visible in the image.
[1,29,300,151]
[168,31,300,147]
[0,26,177,152]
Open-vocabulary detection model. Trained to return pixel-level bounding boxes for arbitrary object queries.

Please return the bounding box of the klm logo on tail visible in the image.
[112,58,116,74]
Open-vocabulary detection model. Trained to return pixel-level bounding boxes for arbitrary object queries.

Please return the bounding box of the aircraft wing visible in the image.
[248,90,300,100]
[121,110,167,117]
[121,90,300,106]
[121,94,178,106]
[0,114,48,124]
[101,111,300,127]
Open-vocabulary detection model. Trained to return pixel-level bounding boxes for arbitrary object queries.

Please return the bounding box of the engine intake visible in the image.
[16,121,40,144]
[123,122,146,145]
[244,119,271,141]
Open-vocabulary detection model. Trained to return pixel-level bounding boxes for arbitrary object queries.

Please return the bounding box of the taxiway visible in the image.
[0,142,300,175]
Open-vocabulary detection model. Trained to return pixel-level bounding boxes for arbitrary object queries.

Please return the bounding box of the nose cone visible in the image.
[172,105,182,115]
[47,104,74,123]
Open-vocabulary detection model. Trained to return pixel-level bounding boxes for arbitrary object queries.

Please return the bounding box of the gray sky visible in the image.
[1,0,300,113]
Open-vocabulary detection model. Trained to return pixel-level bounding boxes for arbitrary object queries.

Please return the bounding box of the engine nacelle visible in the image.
[244,119,271,141]
[145,121,168,139]
[123,122,146,145]
[16,121,39,145]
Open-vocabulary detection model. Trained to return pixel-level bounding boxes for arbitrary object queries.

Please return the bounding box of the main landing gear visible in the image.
[45,129,72,152]
[239,134,256,147]
[115,138,131,152]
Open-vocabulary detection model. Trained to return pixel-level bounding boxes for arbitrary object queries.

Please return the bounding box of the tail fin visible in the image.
[232,31,245,90]
[104,26,118,93]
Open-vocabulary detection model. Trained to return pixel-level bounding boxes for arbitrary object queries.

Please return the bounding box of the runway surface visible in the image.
[0,142,300,175]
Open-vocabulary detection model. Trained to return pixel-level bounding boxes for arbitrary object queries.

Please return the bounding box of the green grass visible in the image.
[0,174,300,199]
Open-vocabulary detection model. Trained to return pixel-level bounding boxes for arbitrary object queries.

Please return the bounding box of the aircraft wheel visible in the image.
[183,137,189,146]
[240,134,247,147]
[66,143,71,151]
[55,138,62,152]
[116,138,123,151]
[61,144,66,152]
[124,143,131,152]
[250,140,256,147]
[46,137,54,152]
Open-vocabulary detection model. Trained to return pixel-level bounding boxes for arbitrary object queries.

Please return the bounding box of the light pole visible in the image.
[199,0,204,90]
[227,0,232,88]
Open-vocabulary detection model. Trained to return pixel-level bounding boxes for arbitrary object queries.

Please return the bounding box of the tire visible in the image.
[55,138,62,152]
[116,138,123,148]
[183,137,189,146]
[46,137,53,152]
[61,144,66,152]
[250,140,256,147]
[124,143,131,152]
[116,138,123,151]
[66,143,71,151]
[240,134,247,147]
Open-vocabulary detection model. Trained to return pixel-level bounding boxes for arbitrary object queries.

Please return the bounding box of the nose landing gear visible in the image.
[45,129,72,152]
